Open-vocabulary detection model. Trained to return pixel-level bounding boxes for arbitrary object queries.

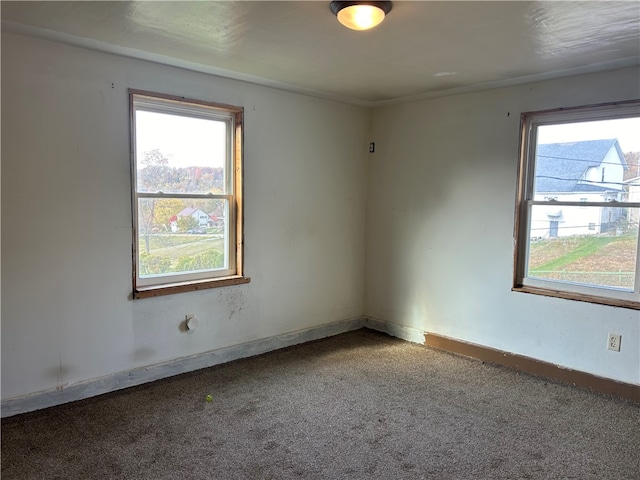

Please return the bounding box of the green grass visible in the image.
[527,233,637,288]
[141,234,224,263]
[147,235,200,250]
[529,236,621,272]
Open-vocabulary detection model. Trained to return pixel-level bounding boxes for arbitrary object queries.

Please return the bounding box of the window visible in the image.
[130,90,248,298]
[514,100,640,309]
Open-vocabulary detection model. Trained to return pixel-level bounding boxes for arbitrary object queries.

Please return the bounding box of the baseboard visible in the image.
[364,317,425,344]
[424,332,640,403]
[1,316,365,418]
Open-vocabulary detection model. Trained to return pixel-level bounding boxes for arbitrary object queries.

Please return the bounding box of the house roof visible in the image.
[178,207,194,216]
[178,207,201,216]
[534,139,627,193]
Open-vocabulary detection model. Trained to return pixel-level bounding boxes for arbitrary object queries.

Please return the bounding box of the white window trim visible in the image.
[513,100,640,310]
[130,90,249,298]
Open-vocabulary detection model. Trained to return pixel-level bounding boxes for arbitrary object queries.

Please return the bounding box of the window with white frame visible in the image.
[514,100,640,309]
[130,91,248,298]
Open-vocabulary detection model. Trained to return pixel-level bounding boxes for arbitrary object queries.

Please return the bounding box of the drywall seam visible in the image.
[1,316,365,418]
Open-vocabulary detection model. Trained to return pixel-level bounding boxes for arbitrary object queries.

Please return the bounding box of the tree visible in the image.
[154,199,185,230]
[178,215,198,232]
[138,199,156,253]
[624,151,640,181]
[139,149,171,192]
[139,150,172,252]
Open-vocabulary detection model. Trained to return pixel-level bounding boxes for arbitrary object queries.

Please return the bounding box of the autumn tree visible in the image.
[178,216,199,232]
[154,199,185,230]
[624,151,640,181]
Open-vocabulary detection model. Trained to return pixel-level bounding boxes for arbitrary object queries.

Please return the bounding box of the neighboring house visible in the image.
[176,207,211,229]
[531,139,628,238]
[625,176,640,226]
[209,214,224,228]
[168,215,179,233]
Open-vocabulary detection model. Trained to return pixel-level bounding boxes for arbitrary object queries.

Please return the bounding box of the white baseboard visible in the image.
[364,317,425,344]
[1,316,365,418]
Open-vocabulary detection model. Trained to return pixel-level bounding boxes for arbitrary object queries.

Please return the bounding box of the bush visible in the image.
[175,250,224,272]
[139,252,172,275]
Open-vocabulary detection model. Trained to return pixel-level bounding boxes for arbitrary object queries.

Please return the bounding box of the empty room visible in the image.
[2,1,639,479]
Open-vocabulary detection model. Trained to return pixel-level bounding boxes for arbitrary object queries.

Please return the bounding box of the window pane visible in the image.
[534,117,640,201]
[527,206,638,290]
[135,110,227,194]
[138,198,229,278]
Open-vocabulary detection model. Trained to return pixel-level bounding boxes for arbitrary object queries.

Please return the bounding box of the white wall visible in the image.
[2,32,639,409]
[1,33,369,400]
[366,67,640,385]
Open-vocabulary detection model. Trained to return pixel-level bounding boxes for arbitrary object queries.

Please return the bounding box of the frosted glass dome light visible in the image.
[330,1,393,31]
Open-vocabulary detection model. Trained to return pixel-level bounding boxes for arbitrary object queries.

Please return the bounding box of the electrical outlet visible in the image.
[607,333,621,352]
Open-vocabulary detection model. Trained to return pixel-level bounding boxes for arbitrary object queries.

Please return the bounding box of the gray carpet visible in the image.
[2,329,639,479]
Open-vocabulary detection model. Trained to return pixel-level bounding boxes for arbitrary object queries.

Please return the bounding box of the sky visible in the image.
[537,117,640,154]
[136,110,227,169]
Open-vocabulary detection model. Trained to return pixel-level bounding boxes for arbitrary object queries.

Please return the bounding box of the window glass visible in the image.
[130,91,247,297]
[135,110,228,194]
[515,101,640,307]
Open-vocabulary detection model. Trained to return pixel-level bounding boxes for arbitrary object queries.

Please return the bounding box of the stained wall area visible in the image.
[365,67,640,385]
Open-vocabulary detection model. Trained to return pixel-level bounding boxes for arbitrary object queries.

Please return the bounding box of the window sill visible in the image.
[512,285,639,310]
[134,275,251,299]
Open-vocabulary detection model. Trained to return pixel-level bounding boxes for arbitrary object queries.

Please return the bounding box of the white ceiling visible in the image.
[2,1,639,106]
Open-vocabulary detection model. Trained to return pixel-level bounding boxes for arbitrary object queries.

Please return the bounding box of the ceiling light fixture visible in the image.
[330,1,393,31]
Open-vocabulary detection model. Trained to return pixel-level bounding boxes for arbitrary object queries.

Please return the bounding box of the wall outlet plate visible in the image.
[185,314,199,331]
[607,333,621,352]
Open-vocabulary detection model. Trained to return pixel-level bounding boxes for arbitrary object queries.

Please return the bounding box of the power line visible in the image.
[534,175,631,188]
[537,153,639,168]
[529,223,637,232]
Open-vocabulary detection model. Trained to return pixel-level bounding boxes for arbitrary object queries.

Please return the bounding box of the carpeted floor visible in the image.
[2,328,639,479]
